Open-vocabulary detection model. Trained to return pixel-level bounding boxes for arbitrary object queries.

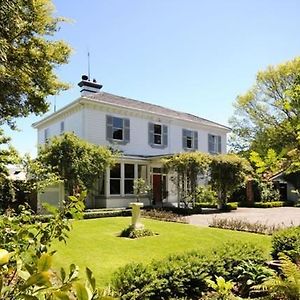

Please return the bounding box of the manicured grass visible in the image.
[52,217,271,287]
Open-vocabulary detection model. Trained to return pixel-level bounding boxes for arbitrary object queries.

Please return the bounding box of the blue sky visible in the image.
[6,0,300,156]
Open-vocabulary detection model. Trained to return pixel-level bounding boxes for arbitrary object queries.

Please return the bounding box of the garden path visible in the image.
[188,207,300,227]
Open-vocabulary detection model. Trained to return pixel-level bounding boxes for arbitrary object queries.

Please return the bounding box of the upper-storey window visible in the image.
[60,121,65,133]
[148,123,168,148]
[208,134,221,154]
[106,115,130,145]
[44,128,49,143]
[182,129,198,150]
[154,124,162,145]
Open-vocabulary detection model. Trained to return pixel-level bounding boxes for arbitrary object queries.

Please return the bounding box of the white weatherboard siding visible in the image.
[37,110,83,145]
[83,105,227,155]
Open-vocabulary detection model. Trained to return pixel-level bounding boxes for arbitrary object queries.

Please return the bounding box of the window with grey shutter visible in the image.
[208,134,214,153]
[194,131,198,150]
[182,129,187,149]
[122,118,130,145]
[106,115,113,142]
[183,129,198,150]
[106,115,130,145]
[149,123,167,148]
[208,134,221,154]
[148,122,154,145]
[218,136,222,153]
[162,125,168,148]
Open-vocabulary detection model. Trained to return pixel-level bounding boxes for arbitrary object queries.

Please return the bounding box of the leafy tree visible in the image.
[230,57,300,158]
[163,152,211,207]
[0,0,71,128]
[38,132,116,196]
[209,154,251,209]
[0,192,110,299]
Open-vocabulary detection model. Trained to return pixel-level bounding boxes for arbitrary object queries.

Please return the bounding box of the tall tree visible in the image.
[230,57,300,158]
[38,133,116,196]
[0,0,71,128]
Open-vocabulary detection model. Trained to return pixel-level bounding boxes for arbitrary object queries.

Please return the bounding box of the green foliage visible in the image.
[209,154,251,208]
[0,0,72,127]
[206,276,235,300]
[133,178,151,202]
[210,217,284,235]
[111,241,267,299]
[112,263,156,300]
[259,181,281,202]
[163,152,210,207]
[234,261,275,298]
[120,226,156,239]
[253,201,284,208]
[38,132,115,195]
[230,57,300,156]
[142,209,187,223]
[194,185,217,205]
[253,253,300,300]
[271,226,300,262]
[0,191,105,299]
[250,148,285,177]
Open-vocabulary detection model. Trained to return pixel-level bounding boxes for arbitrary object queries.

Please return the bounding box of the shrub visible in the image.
[271,226,300,262]
[253,201,284,208]
[111,241,267,299]
[194,185,217,205]
[209,241,268,280]
[142,209,187,223]
[120,226,156,239]
[112,263,156,300]
[209,217,284,235]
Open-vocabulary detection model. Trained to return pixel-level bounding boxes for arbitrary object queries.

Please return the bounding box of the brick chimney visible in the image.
[78,75,102,96]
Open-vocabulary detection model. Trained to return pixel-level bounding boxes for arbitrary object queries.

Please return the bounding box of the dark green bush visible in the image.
[253,201,284,208]
[209,242,268,280]
[120,226,156,239]
[152,253,209,299]
[111,263,156,300]
[111,241,267,299]
[271,226,300,262]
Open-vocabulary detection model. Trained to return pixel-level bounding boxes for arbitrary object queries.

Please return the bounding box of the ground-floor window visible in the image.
[110,163,121,194]
[124,164,134,194]
[109,163,149,196]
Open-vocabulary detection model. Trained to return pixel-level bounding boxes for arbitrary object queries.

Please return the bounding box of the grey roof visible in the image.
[85,92,231,130]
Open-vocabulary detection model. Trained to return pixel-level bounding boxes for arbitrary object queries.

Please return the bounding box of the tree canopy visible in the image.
[230,57,300,158]
[0,0,71,127]
[38,132,116,195]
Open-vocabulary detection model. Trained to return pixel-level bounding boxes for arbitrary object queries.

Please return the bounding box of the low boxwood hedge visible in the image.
[253,201,285,208]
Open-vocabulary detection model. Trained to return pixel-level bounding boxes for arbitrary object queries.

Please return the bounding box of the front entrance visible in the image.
[153,174,162,204]
[152,171,167,205]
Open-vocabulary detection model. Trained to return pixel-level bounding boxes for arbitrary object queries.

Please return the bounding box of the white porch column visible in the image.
[105,167,110,198]
[120,162,125,196]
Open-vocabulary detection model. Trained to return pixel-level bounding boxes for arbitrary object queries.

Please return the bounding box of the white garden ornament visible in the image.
[129,202,144,230]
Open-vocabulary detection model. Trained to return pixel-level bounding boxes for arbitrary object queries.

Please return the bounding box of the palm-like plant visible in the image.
[253,253,300,300]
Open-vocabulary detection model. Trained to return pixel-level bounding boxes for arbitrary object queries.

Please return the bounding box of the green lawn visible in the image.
[53,217,271,287]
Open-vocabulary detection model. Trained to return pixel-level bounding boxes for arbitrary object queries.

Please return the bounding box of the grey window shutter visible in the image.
[218,136,222,153]
[194,131,198,150]
[208,134,214,153]
[163,125,168,148]
[106,115,113,142]
[148,122,154,145]
[124,118,130,143]
[182,129,187,149]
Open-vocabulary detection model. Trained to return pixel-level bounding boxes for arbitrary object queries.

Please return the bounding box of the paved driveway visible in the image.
[188,207,300,227]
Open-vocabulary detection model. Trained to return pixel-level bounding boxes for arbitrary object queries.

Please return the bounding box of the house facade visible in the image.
[33,76,230,209]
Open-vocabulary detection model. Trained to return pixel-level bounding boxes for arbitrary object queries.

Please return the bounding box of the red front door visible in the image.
[152,174,162,204]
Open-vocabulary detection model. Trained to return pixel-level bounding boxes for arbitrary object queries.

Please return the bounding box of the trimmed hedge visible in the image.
[271,226,300,261]
[111,241,268,299]
[253,201,284,208]
[195,202,238,211]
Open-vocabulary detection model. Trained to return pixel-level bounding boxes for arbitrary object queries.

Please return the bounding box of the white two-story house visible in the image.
[33,76,230,209]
